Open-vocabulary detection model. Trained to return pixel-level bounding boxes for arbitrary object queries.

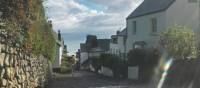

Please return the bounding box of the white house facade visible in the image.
[110,29,127,59]
[53,31,65,69]
[79,35,111,65]
[126,0,200,54]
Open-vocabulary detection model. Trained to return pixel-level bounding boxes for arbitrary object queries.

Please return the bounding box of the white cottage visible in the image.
[52,30,64,69]
[110,28,127,59]
[79,35,111,64]
[126,0,200,53]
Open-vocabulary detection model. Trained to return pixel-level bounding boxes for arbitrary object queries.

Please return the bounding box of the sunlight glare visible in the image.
[157,58,173,88]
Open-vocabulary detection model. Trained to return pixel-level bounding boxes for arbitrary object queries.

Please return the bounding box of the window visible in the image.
[133,21,136,34]
[151,18,157,33]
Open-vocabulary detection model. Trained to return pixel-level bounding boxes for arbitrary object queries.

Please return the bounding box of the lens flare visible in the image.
[157,58,173,88]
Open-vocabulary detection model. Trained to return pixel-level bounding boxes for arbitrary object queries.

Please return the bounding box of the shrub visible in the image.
[60,66,72,74]
[127,48,161,82]
[127,48,146,66]
[89,57,101,72]
[99,54,127,78]
[160,26,198,59]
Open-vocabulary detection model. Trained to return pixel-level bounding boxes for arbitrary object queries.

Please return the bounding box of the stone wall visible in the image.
[0,44,51,88]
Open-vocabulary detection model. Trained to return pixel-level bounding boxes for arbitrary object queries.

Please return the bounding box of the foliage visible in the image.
[60,65,72,74]
[59,52,74,74]
[160,26,198,59]
[127,48,161,81]
[0,0,57,62]
[99,54,127,78]
[127,48,146,66]
[89,57,101,72]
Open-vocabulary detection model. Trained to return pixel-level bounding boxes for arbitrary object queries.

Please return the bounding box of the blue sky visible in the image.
[44,0,143,55]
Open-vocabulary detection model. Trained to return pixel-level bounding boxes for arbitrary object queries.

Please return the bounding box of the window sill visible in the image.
[150,33,158,36]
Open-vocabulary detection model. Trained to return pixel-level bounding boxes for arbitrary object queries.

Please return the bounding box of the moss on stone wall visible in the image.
[0,44,50,87]
[0,0,56,62]
[0,0,55,87]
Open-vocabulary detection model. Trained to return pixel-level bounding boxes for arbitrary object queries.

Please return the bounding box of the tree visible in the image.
[160,26,198,59]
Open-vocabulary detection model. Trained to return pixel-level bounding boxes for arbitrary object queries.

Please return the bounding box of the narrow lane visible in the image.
[47,71,155,88]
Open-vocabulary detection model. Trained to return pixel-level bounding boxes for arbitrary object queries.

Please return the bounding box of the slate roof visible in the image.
[80,43,87,52]
[111,35,117,39]
[127,0,175,19]
[97,39,111,51]
[118,28,127,36]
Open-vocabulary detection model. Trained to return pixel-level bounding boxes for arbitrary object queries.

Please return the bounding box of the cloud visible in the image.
[86,0,142,13]
[44,0,105,33]
[44,0,143,53]
[44,0,143,33]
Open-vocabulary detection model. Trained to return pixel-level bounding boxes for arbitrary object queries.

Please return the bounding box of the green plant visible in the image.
[127,48,146,66]
[99,54,127,78]
[160,26,198,59]
[60,66,72,74]
[1,0,57,62]
[89,57,101,72]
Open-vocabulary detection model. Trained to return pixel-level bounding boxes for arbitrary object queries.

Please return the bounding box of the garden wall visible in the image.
[128,66,139,80]
[162,59,200,88]
[100,66,113,77]
[0,44,52,88]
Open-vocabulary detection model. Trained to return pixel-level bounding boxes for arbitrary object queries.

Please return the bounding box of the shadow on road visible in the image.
[47,71,151,88]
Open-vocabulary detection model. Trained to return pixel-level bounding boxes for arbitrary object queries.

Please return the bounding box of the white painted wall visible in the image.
[109,43,119,55]
[128,66,139,80]
[59,47,63,66]
[117,36,126,58]
[88,52,102,58]
[109,36,126,58]
[126,12,166,53]
[101,66,113,77]
[126,0,200,54]
[53,46,63,68]
[80,52,88,64]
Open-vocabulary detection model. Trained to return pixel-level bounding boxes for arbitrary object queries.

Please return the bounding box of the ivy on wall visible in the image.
[0,0,56,62]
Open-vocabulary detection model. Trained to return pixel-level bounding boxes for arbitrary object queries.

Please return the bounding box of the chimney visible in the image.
[58,30,61,41]
[117,31,120,35]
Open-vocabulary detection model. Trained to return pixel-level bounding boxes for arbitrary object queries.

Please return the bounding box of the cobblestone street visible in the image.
[48,71,155,88]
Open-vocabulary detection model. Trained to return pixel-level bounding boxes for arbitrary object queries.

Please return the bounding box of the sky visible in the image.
[43,0,143,55]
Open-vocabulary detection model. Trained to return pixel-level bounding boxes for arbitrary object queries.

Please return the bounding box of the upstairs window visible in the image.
[151,18,157,33]
[133,21,137,34]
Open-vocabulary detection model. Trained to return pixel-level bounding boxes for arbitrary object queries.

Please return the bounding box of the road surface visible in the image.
[47,71,155,88]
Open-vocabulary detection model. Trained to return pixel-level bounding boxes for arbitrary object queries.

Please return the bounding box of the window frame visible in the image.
[151,18,157,33]
[132,21,137,35]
